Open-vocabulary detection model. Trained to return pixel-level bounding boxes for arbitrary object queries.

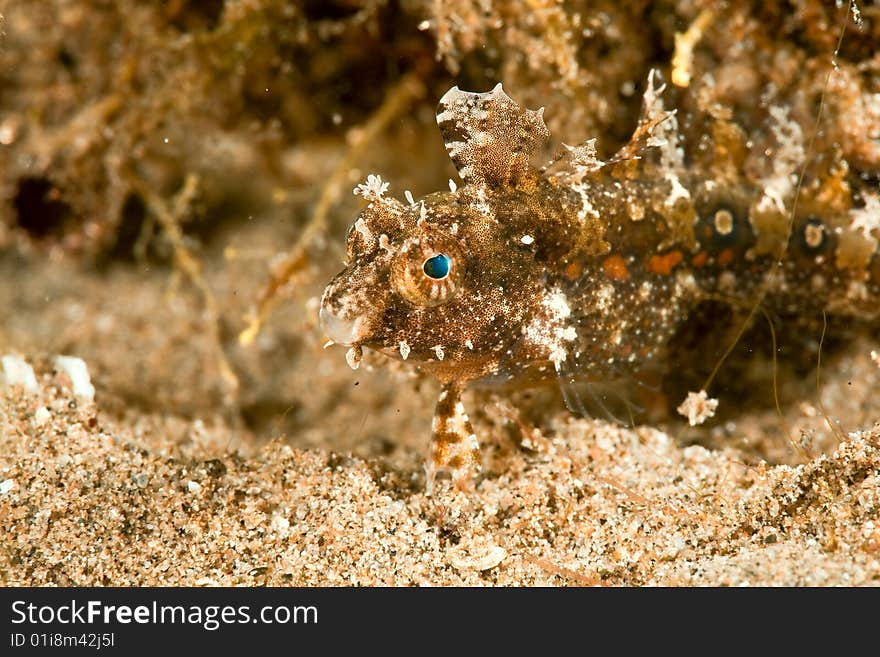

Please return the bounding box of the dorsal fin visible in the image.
[611,69,682,166]
[436,83,550,190]
[544,70,679,184]
[543,138,606,184]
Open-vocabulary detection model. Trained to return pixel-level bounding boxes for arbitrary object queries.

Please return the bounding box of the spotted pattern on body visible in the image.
[320,74,880,492]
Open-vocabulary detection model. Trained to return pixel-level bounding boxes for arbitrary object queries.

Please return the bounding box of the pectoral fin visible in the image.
[425,382,481,494]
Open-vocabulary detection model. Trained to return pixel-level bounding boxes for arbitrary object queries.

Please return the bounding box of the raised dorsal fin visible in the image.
[611,69,681,166]
[436,83,550,190]
[543,138,606,185]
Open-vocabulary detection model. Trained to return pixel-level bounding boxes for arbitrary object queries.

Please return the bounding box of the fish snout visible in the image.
[319,282,370,347]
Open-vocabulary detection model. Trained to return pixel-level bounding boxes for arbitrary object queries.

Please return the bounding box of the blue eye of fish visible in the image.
[423,253,452,279]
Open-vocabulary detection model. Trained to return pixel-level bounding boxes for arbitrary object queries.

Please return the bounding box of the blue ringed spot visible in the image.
[423,253,452,279]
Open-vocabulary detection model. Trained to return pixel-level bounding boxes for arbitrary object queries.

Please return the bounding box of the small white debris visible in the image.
[33,406,51,428]
[677,390,719,426]
[399,341,411,360]
[0,479,15,495]
[353,173,389,201]
[404,190,415,205]
[187,480,202,494]
[1,355,38,393]
[683,444,710,462]
[871,350,880,368]
[353,217,374,244]
[664,172,691,208]
[433,345,445,361]
[448,179,458,193]
[448,540,507,571]
[195,577,221,587]
[322,339,335,349]
[53,355,96,401]
[465,339,474,350]
[520,234,535,245]
[271,515,290,532]
[378,233,394,255]
[417,19,431,31]
[345,345,362,370]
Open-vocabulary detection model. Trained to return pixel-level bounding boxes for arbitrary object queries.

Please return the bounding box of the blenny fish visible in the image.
[319,73,880,492]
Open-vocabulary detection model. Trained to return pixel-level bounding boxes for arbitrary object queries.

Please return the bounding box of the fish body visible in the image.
[320,75,880,492]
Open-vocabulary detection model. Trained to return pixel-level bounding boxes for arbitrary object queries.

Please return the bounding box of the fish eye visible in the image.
[394,237,463,307]
[422,253,452,280]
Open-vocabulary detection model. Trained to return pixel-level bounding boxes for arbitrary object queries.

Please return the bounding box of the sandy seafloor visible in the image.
[1,248,880,586]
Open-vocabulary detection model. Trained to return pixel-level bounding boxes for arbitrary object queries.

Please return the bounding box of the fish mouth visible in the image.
[319,286,370,347]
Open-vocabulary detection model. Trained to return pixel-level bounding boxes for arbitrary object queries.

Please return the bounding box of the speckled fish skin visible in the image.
[320,74,880,493]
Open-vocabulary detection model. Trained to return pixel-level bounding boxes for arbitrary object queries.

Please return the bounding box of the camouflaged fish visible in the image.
[319,72,880,492]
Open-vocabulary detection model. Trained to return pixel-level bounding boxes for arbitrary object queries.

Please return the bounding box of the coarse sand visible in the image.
[2,351,879,586]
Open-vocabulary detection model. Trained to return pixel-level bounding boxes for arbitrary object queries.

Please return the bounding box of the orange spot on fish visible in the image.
[648,250,684,276]
[717,248,734,266]
[602,254,630,281]
[692,251,709,268]
[564,262,582,281]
